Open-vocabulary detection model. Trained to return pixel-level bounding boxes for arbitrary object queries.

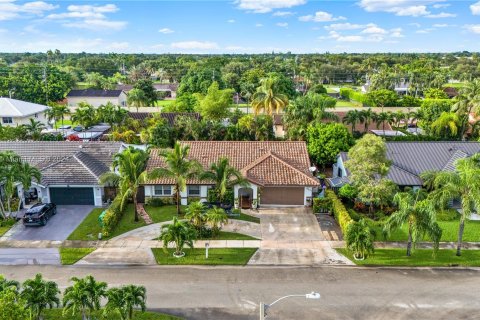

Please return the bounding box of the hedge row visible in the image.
[339,88,371,105]
[102,195,125,237]
[326,190,353,236]
[313,197,331,213]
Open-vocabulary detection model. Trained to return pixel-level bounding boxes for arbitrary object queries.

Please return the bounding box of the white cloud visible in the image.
[416,28,434,34]
[425,12,456,18]
[299,11,346,22]
[273,11,293,16]
[0,0,58,20]
[107,41,129,50]
[409,22,421,28]
[63,19,127,31]
[227,19,236,23]
[390,27,404,38]
[471,1,480,15]
[432,23,449,27]
[255,23,263,27]
[171,41,219,50]
[235,0,306,13]
[159,28,174,34]
[358,0,454,17]
[325,23,365,30]
[67,4,118,13]
[337,35,364,42]
[276,22,288,27]
[464,24,480,34]
[361,24,387,34]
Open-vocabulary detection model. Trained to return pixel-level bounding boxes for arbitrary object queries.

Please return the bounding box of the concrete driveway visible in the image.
[3,205,94,241]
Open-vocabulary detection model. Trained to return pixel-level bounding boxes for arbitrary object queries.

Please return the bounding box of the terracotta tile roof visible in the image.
[146,141,319,187]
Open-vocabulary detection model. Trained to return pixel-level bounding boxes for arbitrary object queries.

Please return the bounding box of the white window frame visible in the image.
[2,117,13,124]
[188,185,200,196]
[154,185,172,196]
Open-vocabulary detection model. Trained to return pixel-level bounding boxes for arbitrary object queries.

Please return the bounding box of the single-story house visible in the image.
[127,112,201,126]
[0,98,49,127]
[328,141,480,189]
[143,141,319,208]
[117,83,178,99]
[66,89,127,108]
[0,141,123,207]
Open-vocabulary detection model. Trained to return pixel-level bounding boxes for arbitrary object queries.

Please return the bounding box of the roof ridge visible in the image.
[390,164,420,178]
[40,155,72,171]
[73,151,101,180]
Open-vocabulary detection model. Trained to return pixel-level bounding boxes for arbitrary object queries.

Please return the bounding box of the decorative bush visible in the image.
[326,190,353,236]
[101,195,125,237]
[437,209,459,221]
[338,184,358,201]
[313,197,331,213]
[187,196,202,204]
[207,188,234,205]
[145,197,174,207]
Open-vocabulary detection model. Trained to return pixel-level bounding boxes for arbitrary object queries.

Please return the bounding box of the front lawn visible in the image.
[59,248,95,265]
[229,212,260,224]
[337,248,480,267]
[43,309,181,320]
[54,119,74,129]
[145,205,185,223]
[151,248,257,265]
[0,219,17,237]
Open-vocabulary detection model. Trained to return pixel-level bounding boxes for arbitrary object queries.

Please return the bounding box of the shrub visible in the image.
[326,190,353,235]
[187,196,202,204]
[101,195,125,237]
[437,209,459,221]
[313,197,331,213]
[145,197,174,207]
[353,201,367,213]
[347,209,362,222]
[338,184,358,201]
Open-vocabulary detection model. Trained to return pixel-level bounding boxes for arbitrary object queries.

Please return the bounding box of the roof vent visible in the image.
[79,145,83,149]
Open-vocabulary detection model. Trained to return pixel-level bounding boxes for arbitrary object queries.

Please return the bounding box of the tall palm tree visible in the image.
[375,112,392,135]
[342,110,363,134]
[251,77,289,116]
[24,118,46,140]
[160,217,196,257]
[384,189,442,257]
[430,112,459,139]
[97,102,127,129]
[452,79,480,139]
[105,285,147,320]
[99,147,149,222]
[47,103,70,129]
[422,154,480,256]
[72,102,96,129]
[205,207,228,236]
[63,275,107,320]
[127,88,148,112]
[185,201,206,229]
[200,157,247,204]
[0,275,19,293]
[21,273,60,320]
[148,142,203,216]
[360,108,376,133]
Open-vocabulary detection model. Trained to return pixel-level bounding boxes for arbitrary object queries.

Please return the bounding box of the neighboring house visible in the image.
[117,83,179,99]
[0,141,123,207]
[0,98,49,127]
[323,111,393,133]
[127,112,201,126]
[66,89,127,108]
[273,114,285,138]
[144,141,319,208]
[328,141,480,189]
[361,78,410,95]
[370,130,406,137]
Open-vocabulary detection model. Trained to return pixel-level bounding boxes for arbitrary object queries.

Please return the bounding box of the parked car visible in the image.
[23,203,57,226]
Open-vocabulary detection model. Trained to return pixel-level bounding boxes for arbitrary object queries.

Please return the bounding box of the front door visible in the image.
[240,195,251,209]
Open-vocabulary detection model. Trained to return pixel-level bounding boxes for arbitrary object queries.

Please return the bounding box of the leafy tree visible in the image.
[399,95,421,108]
[133,79,157,106]
[178,66,224,96]
[423,154,480,256]
[127,88,148,112]
[99,147,149,222]
[163,93,197,112]
[418,99,454,134]
[21,274,60,320]
[149,142,203,215]
[105,285,147,320]
[200,157,247,204]
[375,112,393,135]
[96,102,127,129]
[345,219,375,260]
[365,89,398,110]
[205,207,228,236]
[160,217,196,257]
[424,88,448,99]
[384,189,442,257]
[0,275,19,293]
[46,103,70,129]
[143,118,172,147]
[307,123,354,167]
[452,79,480,138]
[251,77,289,116]
[63,275,107,320]
[342,110,364,134]
[0,287,28,320]
[430,112,459,139]
[71,102,96,129]
[194,81,233,121]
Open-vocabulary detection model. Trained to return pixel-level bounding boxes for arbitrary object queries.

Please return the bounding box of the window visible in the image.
[188,185,200,196]
[2,117,12,124]
[337,167,342,178]
[34,113,38,118]
[154,185,172,196]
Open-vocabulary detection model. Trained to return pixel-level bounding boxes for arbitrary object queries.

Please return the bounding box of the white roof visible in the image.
[370,130,406,137]
[0,98,49,117]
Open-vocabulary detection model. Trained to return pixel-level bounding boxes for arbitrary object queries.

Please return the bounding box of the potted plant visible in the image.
[252,199,258,209]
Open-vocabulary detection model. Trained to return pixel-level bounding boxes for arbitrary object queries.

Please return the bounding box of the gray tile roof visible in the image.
[67,89,124,98]
[0,141,122,186]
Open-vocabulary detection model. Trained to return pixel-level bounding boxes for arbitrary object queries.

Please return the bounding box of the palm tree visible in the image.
[200,157,247,204]
[96,103,127,129]
[342,110,363,134]
[375,112,392,135]
[127,88,148,112]
[71,102,96,129]
[185,201,206,229]
[452,79,480,139]
[205,207,228,236]
[422,154,480,256]
[360,108,376,133]
[47,103,70,129]
[0,275,19,293]
[384,189,442,257]
[345,219,375,260]
[104,286,147,320]
[160,217,196,257]
[148,142,203,216]
[63,275,107,320]
[24,118,46,140]
[21,273,60,320]
[430,112,459,139]
[251,77,289,116]
[99,147,149,222]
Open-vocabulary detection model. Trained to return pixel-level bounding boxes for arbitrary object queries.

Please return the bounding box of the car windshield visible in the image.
[26,205,45,214]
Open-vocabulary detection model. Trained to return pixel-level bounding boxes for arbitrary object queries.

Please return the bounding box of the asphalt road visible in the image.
[1,265,479,320]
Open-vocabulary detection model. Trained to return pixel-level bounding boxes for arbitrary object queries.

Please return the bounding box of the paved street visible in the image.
[3,205,94,241]
[1,265,479,319]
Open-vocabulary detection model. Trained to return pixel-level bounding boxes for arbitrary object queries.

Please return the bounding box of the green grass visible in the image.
[108,204,147,239]
[144,205,184,223]
[369,219,480,242]
[443,83,465,89]
[229,212,260,224]
[335,100,362,108]
[155,100,175,106]
[0,219,16,237]
[198,231,258,240]
[67,208,104,241]
[338,248,480,267]
[151,248,257,265]
[54,119,75,129]
[59,248,95,265]
[43,309,181,320]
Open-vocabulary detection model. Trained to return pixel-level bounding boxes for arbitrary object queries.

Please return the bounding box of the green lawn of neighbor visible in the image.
[335,100,362,108]
[43,309,181,320]
[0,219,17,237]
[198,231,258,240]
[369,219,480,242]
[151,248,257,265]
[59,248,95,265]
[156,100,175,106]
[54,119,75,129]
[229,212,260,224]
[338,248,480,267]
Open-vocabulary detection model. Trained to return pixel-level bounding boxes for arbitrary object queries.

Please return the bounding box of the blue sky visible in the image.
[0,0,479,53]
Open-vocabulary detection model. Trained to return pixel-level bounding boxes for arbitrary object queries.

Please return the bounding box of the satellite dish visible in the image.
[309,166,316,172]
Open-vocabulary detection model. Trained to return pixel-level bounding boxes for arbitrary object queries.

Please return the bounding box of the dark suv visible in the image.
[23,203,57,226]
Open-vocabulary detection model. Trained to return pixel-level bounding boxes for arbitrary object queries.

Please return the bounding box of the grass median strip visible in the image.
[59,248,95,265]
[152,248,257,265]
[337,248,480,267]
[44,309,181,320]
